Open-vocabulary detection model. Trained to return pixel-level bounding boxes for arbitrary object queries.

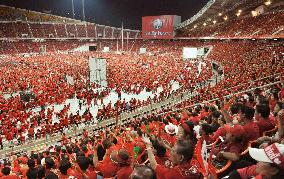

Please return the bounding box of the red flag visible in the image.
[208,141,217,178]
[195,139,207,177]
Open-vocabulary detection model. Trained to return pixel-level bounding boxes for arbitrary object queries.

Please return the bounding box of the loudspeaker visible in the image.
[89,46,97,51]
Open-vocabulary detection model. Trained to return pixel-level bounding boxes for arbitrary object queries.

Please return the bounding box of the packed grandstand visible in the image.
[0,0,284,178]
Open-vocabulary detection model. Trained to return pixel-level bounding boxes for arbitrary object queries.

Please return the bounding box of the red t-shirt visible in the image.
[237,165,258,179]
[211,127,226,142]
[256,118,275,136]
[155,155,171,167]
[96,161,119,178]
[155,163,202,179]
[243,121,260,144]
[116,166,133,179]
[216,141,243,155]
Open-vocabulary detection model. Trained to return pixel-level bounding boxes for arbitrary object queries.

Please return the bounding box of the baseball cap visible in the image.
[249,143,284,169]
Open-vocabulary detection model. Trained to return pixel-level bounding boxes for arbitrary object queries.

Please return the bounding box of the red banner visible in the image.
[142,15,174,39]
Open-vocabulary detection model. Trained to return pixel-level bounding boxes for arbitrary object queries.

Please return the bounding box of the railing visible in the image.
[181,79,282,110]
[175,0,216,30]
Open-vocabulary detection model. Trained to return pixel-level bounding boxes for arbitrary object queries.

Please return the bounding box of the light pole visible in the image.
[71,0,75,19]
[82,0,86,21]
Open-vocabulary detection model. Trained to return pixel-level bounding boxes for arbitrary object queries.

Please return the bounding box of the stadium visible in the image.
[0,0,283,178]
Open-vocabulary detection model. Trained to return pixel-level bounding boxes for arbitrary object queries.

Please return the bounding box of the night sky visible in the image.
[0,0,208,30]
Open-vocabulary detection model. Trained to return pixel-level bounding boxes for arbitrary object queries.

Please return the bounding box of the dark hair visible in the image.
[204,106,209,112]
[136,128,143,137]
[152,140,166,157]
[256,104,270,118]
[271,92,279,100]
[1,167,11,176]
[97,144,106,161]
[59,159,71,175]
[28,159,35,168]
[55,146,61,153]
[258,97,269,105]
[87,154,94,166]
[66,146,73,154]
[112,137,118,145]
[27,167,38,179]
[212,111,221,119]
[183,121,197,145]
[201,123,213,135]
[81,145,88,153]
[102,139,112,149]
[175,139,194,162]
[230,104,240,115]
[45,172,58,179]
[132,165,157,179]
[37,165,46,179]
[269,163,284,179]
[241,106,255,120]
[45,157,55,169]
[77,156,89,171]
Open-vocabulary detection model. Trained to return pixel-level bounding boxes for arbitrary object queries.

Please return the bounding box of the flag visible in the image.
[133,146,141,160]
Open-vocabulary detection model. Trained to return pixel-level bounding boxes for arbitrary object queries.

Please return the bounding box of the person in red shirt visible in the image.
[227,143,284,179]
[199,123,214,144]
[93,148,133,179]
[176,121,197,145]
[151,139,171,167]
[255,104,276,135]
[142,136,202,179]
[211,117,227,142]
[240,105,260,145]
[0,166,19,179]
[76,156,101,179]
[214,125,245,162]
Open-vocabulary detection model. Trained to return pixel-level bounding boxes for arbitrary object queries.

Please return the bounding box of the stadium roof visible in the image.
[176,0,284,30]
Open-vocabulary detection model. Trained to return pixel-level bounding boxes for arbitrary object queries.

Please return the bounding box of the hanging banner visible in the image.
[142,15,178,39]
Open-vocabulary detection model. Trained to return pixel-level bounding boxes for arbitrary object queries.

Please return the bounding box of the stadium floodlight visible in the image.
[251,11,257,17]
[264,1,271,6]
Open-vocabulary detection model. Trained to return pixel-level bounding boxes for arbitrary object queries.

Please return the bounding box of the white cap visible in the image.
[249,143,284,168]
[164,123,178,135]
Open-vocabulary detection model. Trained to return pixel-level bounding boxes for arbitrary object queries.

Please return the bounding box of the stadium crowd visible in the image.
[0,78,284,178]
[0,2,284,179]
[0,39,283,179]
[179,11,284,37]
[0,42,213,147]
